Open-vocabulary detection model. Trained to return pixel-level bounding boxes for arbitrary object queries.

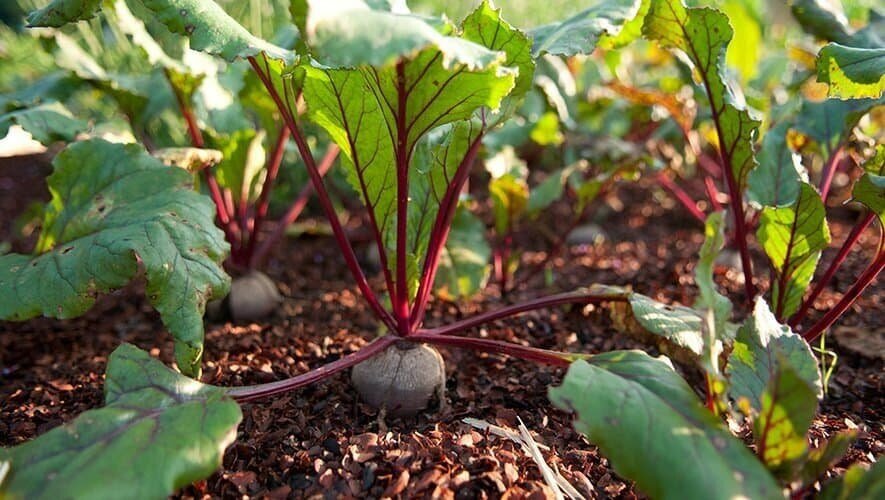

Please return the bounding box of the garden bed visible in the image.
[2,167,880,498]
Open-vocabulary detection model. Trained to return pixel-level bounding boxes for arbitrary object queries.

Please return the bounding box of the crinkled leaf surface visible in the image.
[27,0,103,27]
[757,183,830,319]
[0,102,88,145]
[0,344,241,499]
[434,205,490,300]
[747,122,807,208]
[853,144,884,224]
[643,0,761,189]
[817,43,885,99]
[0,140,230,376]
[550,351,781,499]
[529,0,643,57]
[727,298,822,410]
[135,0,296,63]
[753,355,818,471]
[301,2,518,298]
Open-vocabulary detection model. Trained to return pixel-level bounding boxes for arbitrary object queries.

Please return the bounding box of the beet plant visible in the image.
[0,0,342,320]
[1,0,883,498]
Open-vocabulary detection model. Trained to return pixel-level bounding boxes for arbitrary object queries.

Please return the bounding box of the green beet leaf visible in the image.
[550,351,782,499]
[643,0,761,189]
[791,0,884,99]
[0,102,88,145]
[0,343,241,499]
[135,0,296,63]
[818,44,885,99]
[0,140,230,376]
[852,144,884,224]
[747,122,808,208]
[434,204,491,300]
[757,183,831,320]
[753,354,818,472]
[529,0,643,57]
[727,298,822,411]
[301,1,523,299]
[26,0,103,27]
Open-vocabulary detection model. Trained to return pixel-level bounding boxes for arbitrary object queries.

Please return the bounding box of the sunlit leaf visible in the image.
[207,129,267,203]
[722,0,761,83]
[817,44,885,99]
[301,1,518,297]
[529,111,564,146]
[753,355,818,471]
[757,183,831,319]
[643,0,761,189]
[727,298,822,410]
[694,211,732,340]
[489,174,529,235]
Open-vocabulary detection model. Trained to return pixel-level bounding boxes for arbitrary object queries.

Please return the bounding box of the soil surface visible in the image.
[1,156,882,499]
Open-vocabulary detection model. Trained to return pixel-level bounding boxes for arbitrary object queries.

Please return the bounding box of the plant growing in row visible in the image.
[545,0,884,495]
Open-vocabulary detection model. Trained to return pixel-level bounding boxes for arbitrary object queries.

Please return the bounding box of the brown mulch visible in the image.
[1,157,882,498]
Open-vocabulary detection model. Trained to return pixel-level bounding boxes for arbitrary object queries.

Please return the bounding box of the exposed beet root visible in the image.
[207,270,282,321]
[351,341,446,417]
